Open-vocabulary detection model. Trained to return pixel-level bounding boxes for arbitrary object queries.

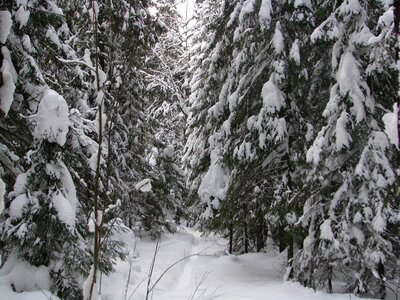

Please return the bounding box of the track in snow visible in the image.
[101,228,378,300]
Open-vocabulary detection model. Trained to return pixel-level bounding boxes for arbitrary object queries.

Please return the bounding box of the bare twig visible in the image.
[146,238,161,300]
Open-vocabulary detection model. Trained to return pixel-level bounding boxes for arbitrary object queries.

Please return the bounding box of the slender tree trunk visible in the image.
[89,1,103,298]
[229,222,233,254]
[327,265,332,293]
[279,226,286,253]
[394,0,400,149]
[256,200,263,252]
[243,204,249,253]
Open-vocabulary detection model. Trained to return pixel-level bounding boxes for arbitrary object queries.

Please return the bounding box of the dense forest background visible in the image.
[0,0,399,299]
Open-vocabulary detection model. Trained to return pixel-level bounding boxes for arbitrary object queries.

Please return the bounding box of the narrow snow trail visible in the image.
[101,228,379,300]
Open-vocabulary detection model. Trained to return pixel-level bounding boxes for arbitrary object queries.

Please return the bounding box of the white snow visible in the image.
[336,52,366,123]
[259,0,272,26]
[89,1,100,22]
[289,39,300,65]
[335,111,352,151]
[21,34,34,53]
[0,228,379,300]
[97,228,375,300]
[0,11,12,44]
[34,89,70,146]
[0,255,51,293]
[12,173,28,195]
[9,194,29,221]
[0,47,17,115]
[261,77,285,113]
[372,204,386,233]
[0,178,5,214]
[14,6,30,28]
[52,192,76,229]
[320,219,335,241]
[382,103,399,147]
[135,178,152,192]
[306,126,328,164]
[294,0,312,8]
[46,27,62,49]
[239,0,256,23]
[197,148,229,213]
[163,145,175,158]
[273,22,284,55]
[82,267,101,300]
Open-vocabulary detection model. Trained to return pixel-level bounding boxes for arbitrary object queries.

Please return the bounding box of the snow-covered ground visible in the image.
[0,228,394,299]
[101,228,378,300]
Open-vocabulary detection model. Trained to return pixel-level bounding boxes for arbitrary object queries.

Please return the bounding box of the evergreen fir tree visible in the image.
[293,1,400,297]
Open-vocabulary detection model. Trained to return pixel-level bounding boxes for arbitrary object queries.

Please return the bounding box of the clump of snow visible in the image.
[335,111,352,151]
[21,34,34,53]
[259,0,272,27]
[261,77,285,113]
[320,219,335,241]
[135,178,152,192]
[34,89,70,146]
[12,173,28,195]
[0,11,12,44]
[15,6,30,28]
[46,27,62,49]
[273,22,284,55]
[0,47,17,115]
[0,178,5,214]
[52,192,75,229]
[336,52,366,123]
[89,1,100,22]
[294,0,312,8]
[351,226,365,245]
[239,0,255,23]
[198,148,229,214]
[372,204,386,233]
[97,71,107,91]
[289,39,300,65]
[339,0,362,15]
[382,103,398,147]
[377,6,394,28]
[9,194,29,220]
[95,90,104,105]
[0,255,51,292]
[163,145,174,158]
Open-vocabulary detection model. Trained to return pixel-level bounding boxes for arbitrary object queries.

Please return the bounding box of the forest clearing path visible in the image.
[100,228,375,300]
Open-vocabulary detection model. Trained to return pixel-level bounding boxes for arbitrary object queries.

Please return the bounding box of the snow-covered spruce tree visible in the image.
[142,0,189,231]
[184,0,316,254]
[293,1,399,297]
[65,0,187,239]
[0,1,93,298]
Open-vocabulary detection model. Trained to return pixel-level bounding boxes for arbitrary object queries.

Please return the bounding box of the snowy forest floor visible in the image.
[0,227,395,300]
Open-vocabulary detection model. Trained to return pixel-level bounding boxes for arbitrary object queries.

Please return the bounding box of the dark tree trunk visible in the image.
[279,226,286,253]
[256,200,264,252]
[243,204,249,253]
[378,261,386,299]
[287,232,294,279]
[327,265,332,293]
[229,222,233,254]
